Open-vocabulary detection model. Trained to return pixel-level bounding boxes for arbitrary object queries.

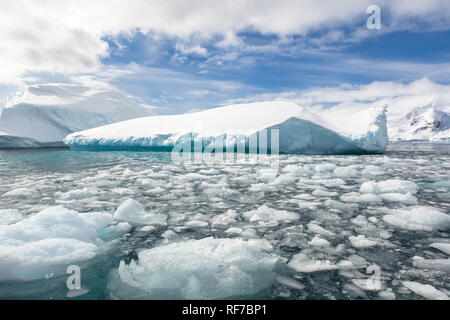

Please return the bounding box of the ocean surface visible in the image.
[0,142,449,300]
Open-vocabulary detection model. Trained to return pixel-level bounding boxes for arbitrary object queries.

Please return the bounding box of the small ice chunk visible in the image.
[308,236,330,247]
[429,243,450,255]
[211,210,238,227]
[288,253,337,273]
[186,220,209,228]
[402,281,449,300]
[249,183,277,193]
[114,199,166,225]
[312,189,338,197]
[340,193,381,204]
[307,222,334,237]
[383,206,450,231]
[348,235,377,248]
[3,188,36,197]
[139,225,156,232]
[243,205,300,222]
[110,237,280,299]
[57,187,99,200]
[276,276,305,290]
[224,227,243,235]
[378,289,396,300]
[380,193,417,205]
[360,179,418,194]
[412,256,450,272]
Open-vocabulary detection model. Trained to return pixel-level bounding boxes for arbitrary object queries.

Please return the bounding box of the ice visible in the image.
[242,205,300,222]
[383,206,450,231]
[360,179,418,194]
[0,209,23,225]
[3,187,36,197]
[211,209,238,227]
[0,84,152,148]
[0,206,121,281]
[56,187,99,200]
[402,281,449,300]
[308,236,330,247]
[225,227,243,235]
[340,193,381,204]
[412,256,450,272]
[379,193,417,205]
[64,102,387,154]
[348,235,378,248]
[288,252,337,273]
[276,276,305,290]
[108,237,280,299]
[429,243,450,255]
[307,222,334,237]
[114,199,166,225]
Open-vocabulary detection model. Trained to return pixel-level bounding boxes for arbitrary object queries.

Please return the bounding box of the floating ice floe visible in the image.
[348,235,378,248]
[64,102,388,154]
[114,198,166,225]
[429,242,450,255]
[107,237,280,299]
[242,205,300,222]
[288,253,338,273]
[383,206,450,231]
[402,281,449,300]
[56,187,99,200]
[0,206,125,281]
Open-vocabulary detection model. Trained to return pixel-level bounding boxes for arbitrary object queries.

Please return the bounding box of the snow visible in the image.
[0,206,122,281]
[383,206,450,231]
[242,205,300,222]
[402,281,449,300]
[64,102,388,154]
[108,237,280,299]
[113,198,166,225]
[389,104,450,142]
[0,83,152,148]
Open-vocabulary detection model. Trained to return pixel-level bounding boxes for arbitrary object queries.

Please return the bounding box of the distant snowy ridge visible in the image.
[64,101,388,154]
[0,83,153,148]
[388,104,450,142]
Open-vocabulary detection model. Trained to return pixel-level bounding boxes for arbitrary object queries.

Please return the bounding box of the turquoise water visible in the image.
[0,143,449,300]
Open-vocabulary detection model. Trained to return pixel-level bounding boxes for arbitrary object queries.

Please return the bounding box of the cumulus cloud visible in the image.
[1,0,450,83]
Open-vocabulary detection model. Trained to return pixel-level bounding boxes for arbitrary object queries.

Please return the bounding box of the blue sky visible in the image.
[1,1,450,114]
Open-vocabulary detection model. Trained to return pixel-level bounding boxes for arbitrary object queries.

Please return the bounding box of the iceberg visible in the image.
[0,83,153,148]
[64,101,388,154]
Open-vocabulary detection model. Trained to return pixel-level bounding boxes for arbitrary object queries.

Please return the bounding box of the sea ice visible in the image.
[383,206,450,231]
[108,237,280,299]
[242,205,300,222]
[402,281,449,300]
[0,206,120,281]
[114,199,166,225]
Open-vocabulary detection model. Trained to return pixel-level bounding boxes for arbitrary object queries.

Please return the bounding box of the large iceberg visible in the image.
[64,101,388,154]
[0,83,153,148]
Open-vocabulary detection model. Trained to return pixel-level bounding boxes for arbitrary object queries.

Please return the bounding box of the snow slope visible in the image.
[64,101,388,154]
[0,83,153,148]
[388,104,450,142]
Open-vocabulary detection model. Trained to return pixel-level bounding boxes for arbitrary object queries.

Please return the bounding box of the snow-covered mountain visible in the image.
[64,101,388,154]
[0,84,153,148]
[389,104,450,142]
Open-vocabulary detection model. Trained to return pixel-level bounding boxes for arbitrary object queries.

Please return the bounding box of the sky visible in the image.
[1,0,450,114]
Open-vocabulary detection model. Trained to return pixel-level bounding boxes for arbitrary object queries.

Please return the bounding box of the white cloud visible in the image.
[225,78,450,116]
[1,0,449,83]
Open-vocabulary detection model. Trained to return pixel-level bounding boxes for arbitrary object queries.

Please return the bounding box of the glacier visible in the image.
[0,83,153,148]
[388,104,450,142]
[64,101,388,154]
